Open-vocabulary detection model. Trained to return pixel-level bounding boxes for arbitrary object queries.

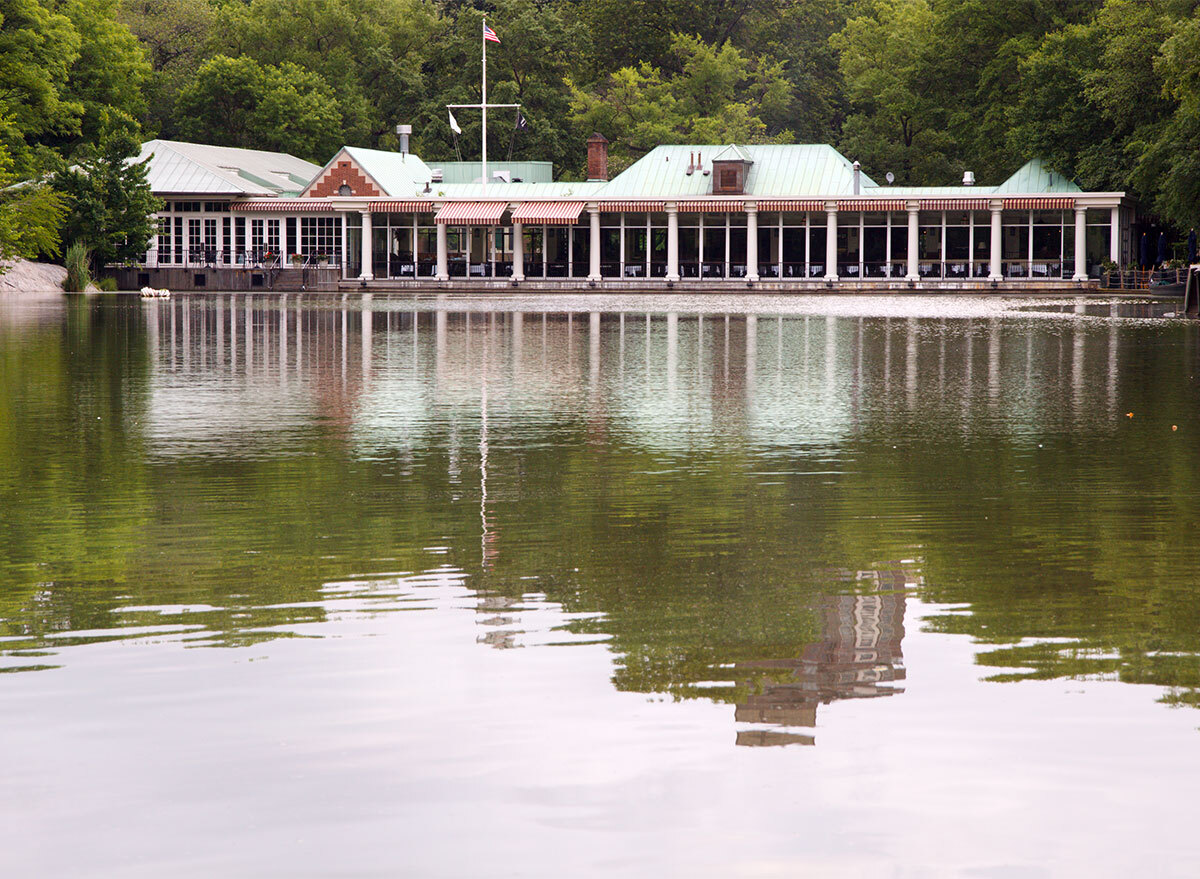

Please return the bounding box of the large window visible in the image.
[300,217,341,262]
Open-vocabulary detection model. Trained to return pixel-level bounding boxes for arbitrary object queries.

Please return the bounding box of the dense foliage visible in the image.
[3,0,1200,261]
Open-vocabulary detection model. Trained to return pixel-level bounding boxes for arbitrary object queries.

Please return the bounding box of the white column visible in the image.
[906,203,919,281]
[746,204,759,282]
[824,203,837,282]
[360,210,373,280]
[435,222,448,281]
[588,206,601,281]
[666,203,679,282]
[340,213,349,280]
[1109,205,1120,265]
[989,204,1002,281]
[512,221,525,281]
[1073,205,1088,281]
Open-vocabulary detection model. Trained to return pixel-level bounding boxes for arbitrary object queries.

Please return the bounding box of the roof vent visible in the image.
[431,168,443,183]
[963,170,976,186]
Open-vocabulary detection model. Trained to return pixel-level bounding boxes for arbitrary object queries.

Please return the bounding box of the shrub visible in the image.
[62,242,93,292]
[97,277,118,292]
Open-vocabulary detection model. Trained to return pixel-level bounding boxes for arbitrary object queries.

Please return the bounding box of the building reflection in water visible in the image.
[734,564,915,747]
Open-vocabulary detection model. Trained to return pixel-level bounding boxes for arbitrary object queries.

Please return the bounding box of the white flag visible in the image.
[448,110,462,135]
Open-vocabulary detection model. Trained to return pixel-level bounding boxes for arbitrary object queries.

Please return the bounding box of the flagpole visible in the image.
[481,16,488,194]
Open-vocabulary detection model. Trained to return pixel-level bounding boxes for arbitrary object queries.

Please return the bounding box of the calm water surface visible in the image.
[2,292,1199,877]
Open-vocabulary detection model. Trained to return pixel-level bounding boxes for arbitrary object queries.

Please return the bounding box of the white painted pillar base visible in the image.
[512,222,525,281]
[1072,206,1088,281]
[906,205,919,281]
[824,205,838,282]
[746,205,759,282]
[360,210,373,280]
[988,206,1002,281]
[588,206,601,282]
[435,223,448,281]
[666,204,679,282]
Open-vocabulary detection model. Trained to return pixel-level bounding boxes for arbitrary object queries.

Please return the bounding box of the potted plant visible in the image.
[290,253,303,267]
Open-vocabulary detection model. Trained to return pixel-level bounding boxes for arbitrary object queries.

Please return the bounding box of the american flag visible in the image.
[483,23,500,43]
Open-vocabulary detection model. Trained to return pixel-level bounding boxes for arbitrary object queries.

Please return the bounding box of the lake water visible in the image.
[2,292,1199,877]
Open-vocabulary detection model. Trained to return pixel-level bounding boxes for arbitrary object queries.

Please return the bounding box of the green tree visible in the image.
[416,0,590,176]
[0,0,83,175]
[173,55,343,161]
[118,0,219,139]
[568,33,792,172]
[52,0,150,154]
[832,0,955,183]
[54,116,159,269]
[0,133,64,266]
[212,0,438,149]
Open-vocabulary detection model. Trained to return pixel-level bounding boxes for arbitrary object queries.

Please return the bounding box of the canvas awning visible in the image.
[837,199,907,212]
[231,199,333,212]
[1003,197,1075,210]
[509,202,586,224]
[756,199,825,212]
[370,201,435,213]
[678,200,744,212]
[919,198,990,211]
[598,201,664,212]
[435,201,509,224]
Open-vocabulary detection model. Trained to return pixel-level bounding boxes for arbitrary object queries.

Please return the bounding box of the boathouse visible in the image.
[120,136,1135,292]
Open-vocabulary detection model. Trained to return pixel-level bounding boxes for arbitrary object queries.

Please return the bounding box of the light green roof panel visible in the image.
[994,158,1081,193]
[597,144,875,199]
[433,161,554,184]
[862,185,998,197]
[432,181,606,199]
[343,145,433,196]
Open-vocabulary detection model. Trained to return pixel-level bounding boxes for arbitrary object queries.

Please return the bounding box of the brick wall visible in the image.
[309,160,381,198]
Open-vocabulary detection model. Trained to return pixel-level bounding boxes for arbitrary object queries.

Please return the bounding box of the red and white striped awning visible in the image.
[678,200,744,212]
[920,198,989,211]
[434,201,509,224]
[756,199,825,212]
[509,201,586,224]
[837,199,907,212]
[1003,197,1075,210]
[598,201,664,212]
[370,201,435,213]
[230,199,333,212]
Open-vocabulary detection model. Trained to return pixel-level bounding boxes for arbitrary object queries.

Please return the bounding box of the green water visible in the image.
[2,293,1199,876]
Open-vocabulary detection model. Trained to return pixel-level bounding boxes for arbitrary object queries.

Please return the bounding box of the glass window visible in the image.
[300,216,341,259]
[918,226,940,260]
[1002,224,1028,260]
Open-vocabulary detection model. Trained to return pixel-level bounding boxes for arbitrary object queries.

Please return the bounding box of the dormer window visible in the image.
[710,144,752,195]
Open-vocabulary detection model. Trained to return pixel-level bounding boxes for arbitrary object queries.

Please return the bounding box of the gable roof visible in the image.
[134,140,320,197]
[993,157,1082,194]
[711,144,752,164]
[597,144,875,199]
[333,146,434,196]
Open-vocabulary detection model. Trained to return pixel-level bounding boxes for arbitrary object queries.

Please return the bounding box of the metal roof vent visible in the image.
[431,168,443,183]
[963,171,976,186]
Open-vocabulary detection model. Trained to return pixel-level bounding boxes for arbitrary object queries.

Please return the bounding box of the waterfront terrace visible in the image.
[117,136,1135,293]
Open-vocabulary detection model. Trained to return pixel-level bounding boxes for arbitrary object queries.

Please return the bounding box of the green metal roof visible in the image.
[341,146,433,196]
[863,185,998,197]
[993,158,1082,193]
[432,181,606,199]
[433,161,554,184]
[596,144,876,198]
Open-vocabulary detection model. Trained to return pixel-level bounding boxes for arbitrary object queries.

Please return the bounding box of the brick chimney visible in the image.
[587,133,609,182]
